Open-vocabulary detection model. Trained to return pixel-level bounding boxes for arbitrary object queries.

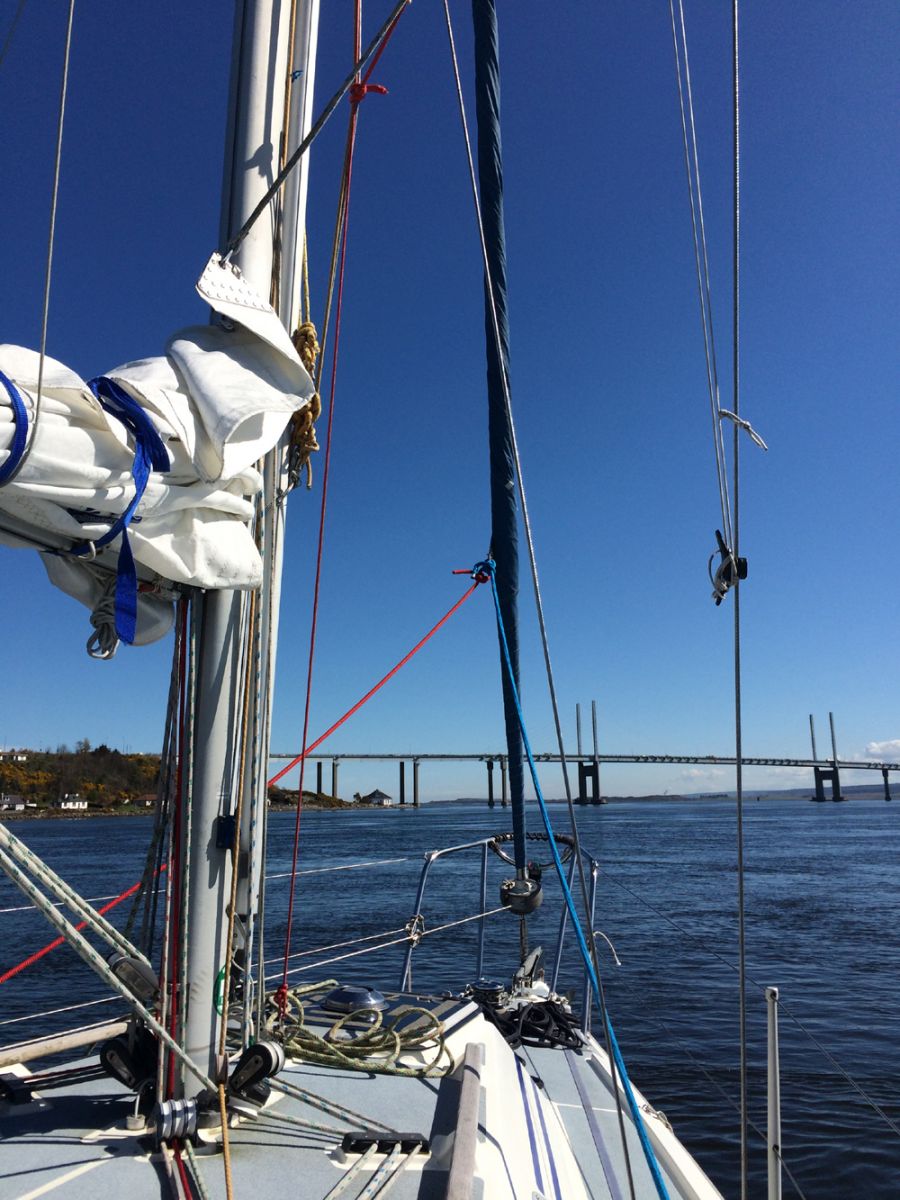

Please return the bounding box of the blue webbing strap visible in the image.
[481,559,673,1200]
[70,376,170,645]
[0,370,30,486]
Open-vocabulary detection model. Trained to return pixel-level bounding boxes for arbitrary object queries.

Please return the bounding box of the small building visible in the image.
[0,794,25,812]
[60,793,88,810]
[359,788,393,807]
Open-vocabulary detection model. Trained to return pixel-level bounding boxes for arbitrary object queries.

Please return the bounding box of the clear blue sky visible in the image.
[1,1,897,800]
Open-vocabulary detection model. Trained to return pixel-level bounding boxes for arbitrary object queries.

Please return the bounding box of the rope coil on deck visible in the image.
[266,982,451,1077]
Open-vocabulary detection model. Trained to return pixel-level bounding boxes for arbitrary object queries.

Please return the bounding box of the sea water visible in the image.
[1,799,897,1198]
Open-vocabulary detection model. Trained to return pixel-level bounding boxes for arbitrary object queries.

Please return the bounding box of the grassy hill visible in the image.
[0,743,159,810]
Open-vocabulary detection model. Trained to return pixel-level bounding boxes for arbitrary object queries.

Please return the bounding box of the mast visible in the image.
[181,0,318,1098]
[471,0,527,878]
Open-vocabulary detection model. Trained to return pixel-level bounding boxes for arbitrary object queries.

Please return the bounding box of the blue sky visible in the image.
[0,1,896,800]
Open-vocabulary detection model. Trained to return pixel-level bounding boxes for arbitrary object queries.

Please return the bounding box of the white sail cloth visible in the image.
[0,264,315,647]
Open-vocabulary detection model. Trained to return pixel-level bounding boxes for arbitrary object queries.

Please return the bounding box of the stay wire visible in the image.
[0,0,27,72]
[278,0,369,998]
[3,0,75,488]
[222,0,410,261]
[440,7,637,1197]
[731,2,749,1196]
[667,0,731,547]
[600,865,900,1142]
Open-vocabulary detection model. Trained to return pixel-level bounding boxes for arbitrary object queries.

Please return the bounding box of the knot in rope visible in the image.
[86,573,119,659]
[718,408,768,451]
[273,982,290,1022]
[288,321,323,491]
[349,81,388,107]
[404,914,425,947]
[452,559,494,585]
[293,320,320,375]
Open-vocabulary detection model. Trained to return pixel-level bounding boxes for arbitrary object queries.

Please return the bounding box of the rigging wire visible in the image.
[1,0,75,489]
[440,7,637,1197]
[667,0,732,548]
[276,0,378,1007]
[600,865,900,1142]
[221,0,410,261]
[731,3,749,1196]
[0,0,26,73]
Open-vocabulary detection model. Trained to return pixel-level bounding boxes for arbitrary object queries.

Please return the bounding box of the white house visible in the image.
[359,788,393,807]
[60,794,88,810]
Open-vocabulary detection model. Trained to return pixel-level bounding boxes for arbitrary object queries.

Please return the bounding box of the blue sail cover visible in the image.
[472,0,526,872]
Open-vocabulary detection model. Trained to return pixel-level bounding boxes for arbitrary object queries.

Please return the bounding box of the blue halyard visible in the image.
[483,558,673,1200]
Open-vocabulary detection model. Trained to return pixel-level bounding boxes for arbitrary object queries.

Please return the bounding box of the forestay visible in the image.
[0,258,315,648]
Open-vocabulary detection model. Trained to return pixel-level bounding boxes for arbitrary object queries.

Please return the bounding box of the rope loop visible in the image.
[86,574,119,660]
[349,81,388,106]
[452,558,494,584]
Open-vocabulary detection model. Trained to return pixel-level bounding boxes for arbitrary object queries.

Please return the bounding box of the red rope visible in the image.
[268,579,482,790]
[0,864,167,985]
[275,0,404,1008]
[276,101,358,1016]
[173,1142,194,1199]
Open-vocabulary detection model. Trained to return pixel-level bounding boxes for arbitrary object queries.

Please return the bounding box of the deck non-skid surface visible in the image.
[524,1042,690,1200]
[1,1054,463,1200]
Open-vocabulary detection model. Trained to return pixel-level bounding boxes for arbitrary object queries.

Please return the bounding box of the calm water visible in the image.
[1,799,898,1198]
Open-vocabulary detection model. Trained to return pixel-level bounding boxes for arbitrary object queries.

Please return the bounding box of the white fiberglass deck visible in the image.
[0,990,723,1200]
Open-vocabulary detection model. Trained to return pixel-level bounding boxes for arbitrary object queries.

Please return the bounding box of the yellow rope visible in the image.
[289,317,322,489]
[218,1083,234,1200]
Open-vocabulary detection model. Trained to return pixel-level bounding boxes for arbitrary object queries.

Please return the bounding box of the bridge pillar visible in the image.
[500,756,508,808]
[883,767,892,802]
[316,760,323,796]
[578,761,601,805]
[331,758,339,800]
[399,760,406,806]
[413,759,420,808]
[487,759,495,808]
[813,765,842,802]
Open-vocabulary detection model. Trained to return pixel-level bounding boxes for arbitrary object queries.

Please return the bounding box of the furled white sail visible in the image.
[0,261,315,649]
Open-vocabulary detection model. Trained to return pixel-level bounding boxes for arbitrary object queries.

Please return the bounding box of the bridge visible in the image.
[268,749,898,806]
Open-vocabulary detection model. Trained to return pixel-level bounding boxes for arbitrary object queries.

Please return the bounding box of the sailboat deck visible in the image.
[1,992,720,1200]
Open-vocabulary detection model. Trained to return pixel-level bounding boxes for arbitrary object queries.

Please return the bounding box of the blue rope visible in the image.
[480,559,672,1200]
[0,370,29,486]
[69,377,170,645]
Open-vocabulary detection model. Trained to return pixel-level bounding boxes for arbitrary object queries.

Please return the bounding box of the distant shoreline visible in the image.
[2,786,891,821]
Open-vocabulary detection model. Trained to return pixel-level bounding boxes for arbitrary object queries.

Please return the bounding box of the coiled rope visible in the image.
[267,981,451,1077]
